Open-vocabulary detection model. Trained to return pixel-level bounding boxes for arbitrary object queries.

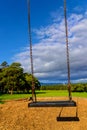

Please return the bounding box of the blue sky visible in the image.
[0,0,87,83]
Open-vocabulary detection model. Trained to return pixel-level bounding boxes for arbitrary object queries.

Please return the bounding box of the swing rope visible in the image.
[27,0,36,102]
[64,0,72,100]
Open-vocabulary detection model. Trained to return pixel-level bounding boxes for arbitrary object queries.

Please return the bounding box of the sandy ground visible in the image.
[0,97,87,130]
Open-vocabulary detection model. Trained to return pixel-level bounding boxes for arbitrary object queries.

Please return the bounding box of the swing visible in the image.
[27,0,77,107]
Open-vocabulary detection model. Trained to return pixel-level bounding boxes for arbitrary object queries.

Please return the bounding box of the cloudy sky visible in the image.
[0,0,87,83]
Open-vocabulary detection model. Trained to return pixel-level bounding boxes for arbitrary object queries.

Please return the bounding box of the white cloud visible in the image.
[13,10,87,83]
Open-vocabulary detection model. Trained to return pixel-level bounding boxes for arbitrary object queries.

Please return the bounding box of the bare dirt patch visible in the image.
[0,97,87,130]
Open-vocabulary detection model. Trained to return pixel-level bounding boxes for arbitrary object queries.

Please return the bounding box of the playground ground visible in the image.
[0,97,87,130]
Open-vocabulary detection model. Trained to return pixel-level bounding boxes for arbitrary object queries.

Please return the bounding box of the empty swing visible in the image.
[27,0,77,108]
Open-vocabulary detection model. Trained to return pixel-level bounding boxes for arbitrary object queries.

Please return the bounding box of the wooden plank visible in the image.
[28,100,76,107]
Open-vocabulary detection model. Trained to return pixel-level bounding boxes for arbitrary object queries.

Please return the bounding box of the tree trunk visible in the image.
[10,88,13,95]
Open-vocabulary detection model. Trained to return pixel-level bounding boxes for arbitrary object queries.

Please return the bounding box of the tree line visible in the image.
[41,83,87,92]
[0,61,41,94]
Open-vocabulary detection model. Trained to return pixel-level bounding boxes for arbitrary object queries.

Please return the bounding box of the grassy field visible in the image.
[0,90,87,103]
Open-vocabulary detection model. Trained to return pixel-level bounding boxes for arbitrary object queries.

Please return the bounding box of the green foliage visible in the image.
[71,83,86,92]
[25,73,41,90]
[41,84,67,90]
[1,61,8,68]
[0,61,41,94]
[0,62,24,94]
[40,83,87,92]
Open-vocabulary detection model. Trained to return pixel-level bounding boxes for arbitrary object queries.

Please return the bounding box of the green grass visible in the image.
[72,91,87,98]
[36,90,87,98]
[0,94,29,101]
[36,90,69,97]
[0,90,87,103]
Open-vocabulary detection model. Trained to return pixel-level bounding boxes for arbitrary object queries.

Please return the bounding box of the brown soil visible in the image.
[0,97,87,130]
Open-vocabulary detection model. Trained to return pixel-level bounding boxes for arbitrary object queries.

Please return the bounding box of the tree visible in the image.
[1,61,8,68]
[0,61,41,94]
[10,62,21,68]
[0,62,24,94]
[25,73,41,91]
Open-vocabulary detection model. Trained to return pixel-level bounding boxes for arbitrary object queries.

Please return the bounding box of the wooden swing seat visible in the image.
[28,100,76,107]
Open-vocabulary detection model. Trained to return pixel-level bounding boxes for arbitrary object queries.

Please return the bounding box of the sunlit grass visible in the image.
[0,90,87,103]
[0,94,29,101]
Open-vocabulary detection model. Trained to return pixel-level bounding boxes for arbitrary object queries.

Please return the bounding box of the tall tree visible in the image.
[0,61,41,94]
[0,62,24,94]
[1,61,8,68]
[25,73,41,90]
